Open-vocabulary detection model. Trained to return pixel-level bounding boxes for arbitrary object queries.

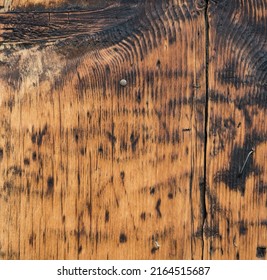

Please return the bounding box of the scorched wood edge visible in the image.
[0,0,266,260]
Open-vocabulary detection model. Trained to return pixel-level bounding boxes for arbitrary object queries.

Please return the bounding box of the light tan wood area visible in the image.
[0,0,266,260]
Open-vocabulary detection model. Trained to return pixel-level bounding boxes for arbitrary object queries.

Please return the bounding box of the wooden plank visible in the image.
[206,0,267,259]
[0,1,207,259]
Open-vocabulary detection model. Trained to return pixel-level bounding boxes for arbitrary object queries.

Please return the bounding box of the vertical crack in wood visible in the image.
[202,0,210,260]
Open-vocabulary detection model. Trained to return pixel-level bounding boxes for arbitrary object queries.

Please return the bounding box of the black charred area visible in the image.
[256,247,266,258]
[0,0,205,58]
[0,2,143,45]
[214,131,266,195]
[119,233,127,243]
[47,176,54,195]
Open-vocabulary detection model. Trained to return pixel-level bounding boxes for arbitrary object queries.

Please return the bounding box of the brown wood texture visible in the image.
[0,0,266,260]
[205,0,267,260]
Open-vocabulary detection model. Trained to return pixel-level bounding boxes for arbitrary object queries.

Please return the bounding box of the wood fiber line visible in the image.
[0,0,207,259]
[206,0,267,259]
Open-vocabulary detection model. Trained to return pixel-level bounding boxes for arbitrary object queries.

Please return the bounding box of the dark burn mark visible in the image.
[119,233,127,243]
[150,187,155,196]
[194,223,221,239]
[140,212,146,221]
[32,125,48,146]
[256,247,266,258]
[7,97,15,112]
[155,199,162,218]
[0,147,3,161]
[24,158,30,165]
[168,193,173,199]
[136,90,142,104]
[256,181,267,194]
[98,144,103,154]
[32,151,37,161]
[73,128,80,143]
[151,247,159,254]
[80,147,86,155]
[31,134,36,144]
[105,210,109,223]
[28,233,36,246]
[214,131,265,195]
[120,171,125,185]
[86,201,92,216]
[3,181,13,195]
[130,132,139,153]
[47,176,54,195]
[239,220,247,235]
[107,131,116,147]
[38,125,48,146]
[7,165,23,177]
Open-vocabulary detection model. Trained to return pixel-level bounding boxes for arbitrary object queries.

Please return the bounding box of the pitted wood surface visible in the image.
[0,0,266,260]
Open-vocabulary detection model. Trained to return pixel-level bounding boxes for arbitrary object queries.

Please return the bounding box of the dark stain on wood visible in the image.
[239,221,247,236]
[0,147,3,161]
[256,247,266,258]
[37,125,48,146]
[28,233,36,246]
[24,158,30,166]
[47,176,54,194]
[214,132,266,195]
[105,210,109,223]
[168,193,173,199]
[119,233,127,244]
[140,212,146,221]
[32,151,37,161]
[130,132,139,153]
[155,198,162,218]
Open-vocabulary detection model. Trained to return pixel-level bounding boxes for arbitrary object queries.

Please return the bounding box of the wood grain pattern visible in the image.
[206,0,267,259]
[0,0,266,260]
[0,0,207,260]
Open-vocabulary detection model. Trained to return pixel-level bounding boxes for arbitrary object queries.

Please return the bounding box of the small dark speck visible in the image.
[155,198,162,218]
[256,247,266,258]
[24,158,30,165]
[168,193,173,199]
[151,247,158,254]
[105,210,109,223]
[150,187,155,195]
[120,171,125,181]
[80,147,86,155]
[0,148,3,161]
[47,176,54,194]
[98,145,103,154]
[31,134,37,144]
[119,233,127,243]
[239,221,247,235]
[29,234,35,246]
[32,151,37,161]
[140,212,146,220]
[136,91,141,103]
[156,60,161,67]
[78,245,82,254]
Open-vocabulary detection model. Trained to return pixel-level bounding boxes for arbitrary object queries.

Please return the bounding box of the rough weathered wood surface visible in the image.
[0,0,266,260]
